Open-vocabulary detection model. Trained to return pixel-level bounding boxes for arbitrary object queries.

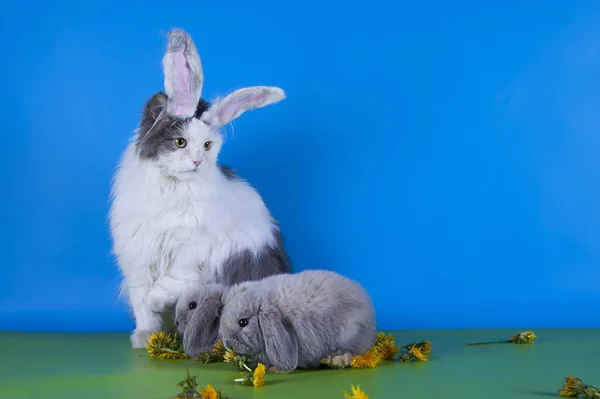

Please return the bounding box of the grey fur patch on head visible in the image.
[135,92,211,160]
[210,228,292,286]
[218,165,237,180]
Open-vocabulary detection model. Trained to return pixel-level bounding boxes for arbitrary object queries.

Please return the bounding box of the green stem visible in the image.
[467,340,512,346]
[242,363,253,372]
[582,386,600,399]
[162,347,184,353]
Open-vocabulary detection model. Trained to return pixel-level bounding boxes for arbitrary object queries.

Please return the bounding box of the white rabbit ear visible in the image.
[258,305,298,372]
[162,28,203,118]
[206,86,285,129]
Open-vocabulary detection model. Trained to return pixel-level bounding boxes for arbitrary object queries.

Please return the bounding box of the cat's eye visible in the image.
[175,138,187,148]
[204,141,212,151]
[238,318,249,328]
[188,301,197,310]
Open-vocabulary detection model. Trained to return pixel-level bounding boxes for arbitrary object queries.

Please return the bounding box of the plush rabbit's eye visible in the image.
[175,138,187,148]
[188,301,197,310]
[203,141,212,151]
[238,318,249,328]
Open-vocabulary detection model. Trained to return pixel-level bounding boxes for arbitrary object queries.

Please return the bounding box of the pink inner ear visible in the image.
[216,93,263,123]
[170,51,194,116]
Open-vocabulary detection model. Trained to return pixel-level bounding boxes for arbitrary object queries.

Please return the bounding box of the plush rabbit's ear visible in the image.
[206,86,285,129]
[183,292,222,356]
[258,305,298,372]
[162,28,203,118]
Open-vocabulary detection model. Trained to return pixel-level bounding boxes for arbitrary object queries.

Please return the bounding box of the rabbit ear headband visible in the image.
[161,28,286,128]
[162,29,203,118]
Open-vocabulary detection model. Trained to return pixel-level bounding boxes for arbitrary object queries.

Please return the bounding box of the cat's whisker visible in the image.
[142,110,165,139]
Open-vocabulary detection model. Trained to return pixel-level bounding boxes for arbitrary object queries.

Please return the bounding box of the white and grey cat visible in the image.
[109,28,291,348]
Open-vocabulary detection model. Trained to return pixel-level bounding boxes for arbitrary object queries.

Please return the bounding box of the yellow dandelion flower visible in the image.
[408,345,428,362]
[199,384,221,399]
[146,331,188,359]
[146,331,167,356]
[344,385,369,399]
[510,331,537,344]
[557,376,600,398]
[372,332,398,361]
[558,376,580,397]
[350,349,381,368]
[252,363,266,387]
[212,341,225,358]
[419,340,432,356]
[223,349,236,363]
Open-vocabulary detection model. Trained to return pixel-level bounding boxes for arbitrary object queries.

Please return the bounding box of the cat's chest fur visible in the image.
[110,145,274,280]
[150,187,213,247]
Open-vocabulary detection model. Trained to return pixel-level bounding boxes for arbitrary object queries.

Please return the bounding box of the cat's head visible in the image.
[135,28,285,180]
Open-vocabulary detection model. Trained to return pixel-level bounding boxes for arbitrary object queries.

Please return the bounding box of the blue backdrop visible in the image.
[1,0,599,332]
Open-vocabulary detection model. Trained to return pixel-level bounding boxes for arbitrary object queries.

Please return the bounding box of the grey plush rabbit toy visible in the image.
[176,269,376,371]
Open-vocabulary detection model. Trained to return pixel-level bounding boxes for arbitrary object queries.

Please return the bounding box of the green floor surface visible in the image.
[0,329,599,399]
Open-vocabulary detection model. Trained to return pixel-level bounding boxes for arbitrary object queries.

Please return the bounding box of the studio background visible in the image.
[1,0,599,332]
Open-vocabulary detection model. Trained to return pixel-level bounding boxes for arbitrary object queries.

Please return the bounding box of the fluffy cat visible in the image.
[109,28,291,348]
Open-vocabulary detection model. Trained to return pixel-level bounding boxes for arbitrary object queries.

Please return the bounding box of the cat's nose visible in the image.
[192,160,201,167]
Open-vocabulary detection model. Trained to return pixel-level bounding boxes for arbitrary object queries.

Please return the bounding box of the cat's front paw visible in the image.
[131,329,154,348]
[147,289,175,313]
